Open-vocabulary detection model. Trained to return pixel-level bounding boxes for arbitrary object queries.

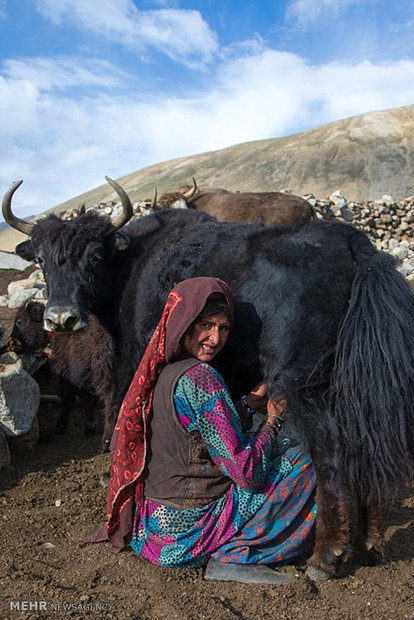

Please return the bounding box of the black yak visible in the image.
[3,177,414,579]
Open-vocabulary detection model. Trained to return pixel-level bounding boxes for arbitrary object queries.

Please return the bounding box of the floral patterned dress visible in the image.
[130,363,316,568]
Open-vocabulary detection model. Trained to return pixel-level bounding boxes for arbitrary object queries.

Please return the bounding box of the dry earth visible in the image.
[0,267,413,620]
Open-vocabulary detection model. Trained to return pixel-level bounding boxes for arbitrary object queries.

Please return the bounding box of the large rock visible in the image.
[0,352,40,436]
[8,287,41,309]
[2,269,47,308]
[0,251,32,271]
[7,269,44,297]
[27,269,45,287]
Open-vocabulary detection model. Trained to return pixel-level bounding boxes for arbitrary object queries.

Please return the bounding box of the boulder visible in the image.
[8,287,41,309]
[0,251,32,271]
[0,352,40,436]
[27,269,45,287]
[8,277,43,297]
[329,190,347,208]
[3,269,47,308]
[34,288,48,300]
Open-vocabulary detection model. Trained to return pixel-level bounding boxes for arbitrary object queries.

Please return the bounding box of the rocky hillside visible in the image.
[1,105,413,252]
[53,104,414,207]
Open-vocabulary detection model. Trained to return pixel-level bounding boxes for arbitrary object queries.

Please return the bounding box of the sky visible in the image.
[1,0,414,220]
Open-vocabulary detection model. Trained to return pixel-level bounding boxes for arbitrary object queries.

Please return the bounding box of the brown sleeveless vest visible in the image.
[144,358,232,509]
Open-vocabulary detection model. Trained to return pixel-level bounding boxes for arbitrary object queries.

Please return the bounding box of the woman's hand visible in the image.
[266,395,288,432]
[245,382,268,412]
[242,384,288,433]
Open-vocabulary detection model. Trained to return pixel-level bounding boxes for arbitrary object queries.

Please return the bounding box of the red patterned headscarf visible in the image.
[104,277,234,550]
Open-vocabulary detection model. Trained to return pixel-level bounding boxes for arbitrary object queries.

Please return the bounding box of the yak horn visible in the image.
[183,177,198,200]
[151,187,158,209]
[2,180,34,236]
[105,176,133,230]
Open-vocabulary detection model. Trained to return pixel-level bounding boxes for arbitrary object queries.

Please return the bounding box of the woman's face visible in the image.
[183,311,230,362]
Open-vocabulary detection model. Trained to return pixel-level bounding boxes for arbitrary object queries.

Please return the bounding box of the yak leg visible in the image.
[92,375,117,453]
[306,445,351,579]
[89,348,117,452]
[101,403,117,453]
[56,376,76,434]
[58,379,98,438]
[356,498,384,560]
[77,389,99,437]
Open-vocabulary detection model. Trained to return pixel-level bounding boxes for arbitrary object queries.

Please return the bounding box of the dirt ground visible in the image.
[0,267,413,620]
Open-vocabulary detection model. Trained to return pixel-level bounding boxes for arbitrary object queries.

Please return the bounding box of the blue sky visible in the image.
[1,0,414,220]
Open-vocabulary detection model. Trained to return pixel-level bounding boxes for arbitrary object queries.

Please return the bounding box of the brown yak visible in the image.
[9,300,116,451]
[158,178,315,226]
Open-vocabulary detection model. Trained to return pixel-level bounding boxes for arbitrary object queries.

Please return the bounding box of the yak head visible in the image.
[10,300,46,353]
[158,177,199,209]
[2,177,132,333]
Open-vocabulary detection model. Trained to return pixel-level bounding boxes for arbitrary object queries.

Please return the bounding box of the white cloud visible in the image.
[308,59,414,120]
[2,56,127,91]
[2,50,414,219]
[34,0,218,66]
[218,50,414,128]
[286,0,363,27]
[0,1,6,20]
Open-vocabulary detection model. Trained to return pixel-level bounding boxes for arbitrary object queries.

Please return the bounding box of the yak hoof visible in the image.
[305,566,331,581]
[357,540,385,565]
[363,538,384,556]
[101,438,111,454]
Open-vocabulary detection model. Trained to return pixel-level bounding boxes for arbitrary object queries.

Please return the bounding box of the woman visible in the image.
[105,277,316,584]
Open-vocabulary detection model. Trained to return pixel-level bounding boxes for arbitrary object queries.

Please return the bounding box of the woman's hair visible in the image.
[187,294,231,334]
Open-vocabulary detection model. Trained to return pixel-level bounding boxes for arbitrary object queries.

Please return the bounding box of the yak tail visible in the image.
[331,232,414,504]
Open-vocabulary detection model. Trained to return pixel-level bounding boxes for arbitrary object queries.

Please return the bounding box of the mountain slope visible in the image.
[55,105,414,213]
[1,105,413,252]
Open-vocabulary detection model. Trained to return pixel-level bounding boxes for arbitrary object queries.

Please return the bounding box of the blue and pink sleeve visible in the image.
[173,363,277,489]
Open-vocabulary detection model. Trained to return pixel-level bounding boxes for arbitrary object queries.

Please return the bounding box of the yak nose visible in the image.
[43,306,86,332]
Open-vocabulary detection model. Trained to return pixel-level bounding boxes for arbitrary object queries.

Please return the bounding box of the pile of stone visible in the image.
[61,196,159,222]
[0,345,41,470]
[1,189,413,312]
[0,269,47,309]
[65,190,414,281]
[306,190,414,286]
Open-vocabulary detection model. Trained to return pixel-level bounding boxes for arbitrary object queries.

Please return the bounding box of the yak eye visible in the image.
[89,251,103,267]
[15,318,26,328]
